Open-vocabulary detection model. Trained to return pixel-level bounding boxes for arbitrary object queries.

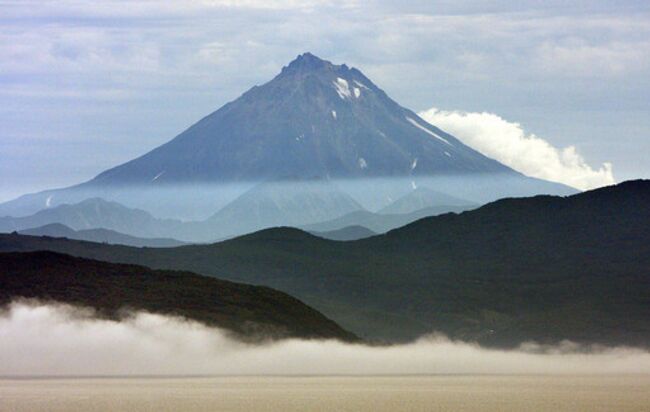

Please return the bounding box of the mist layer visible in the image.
[1,302,649,376]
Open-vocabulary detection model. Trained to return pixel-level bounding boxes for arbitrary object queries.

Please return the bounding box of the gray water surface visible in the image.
[1,375,649,411]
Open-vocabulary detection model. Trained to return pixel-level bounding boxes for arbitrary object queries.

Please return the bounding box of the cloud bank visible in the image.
[1,302,649,376]
[419,108,615,190]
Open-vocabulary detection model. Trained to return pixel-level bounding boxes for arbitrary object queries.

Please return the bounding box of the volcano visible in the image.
[92,52,514,184]
[0,53,574,220]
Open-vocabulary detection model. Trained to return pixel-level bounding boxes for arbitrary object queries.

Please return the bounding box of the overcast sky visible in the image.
[1,0,649,201]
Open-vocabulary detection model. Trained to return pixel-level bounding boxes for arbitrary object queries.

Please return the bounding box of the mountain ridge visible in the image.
[1,180,647,347]
[0,197,186,239]
[0,190,472,242]
[378,187,476,215]
[309,225,376,241]
[0,251,357,342]
[18,223,185,248]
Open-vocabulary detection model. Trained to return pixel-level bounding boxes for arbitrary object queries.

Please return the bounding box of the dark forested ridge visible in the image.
[2,180,649,347]
[0,251,357,342]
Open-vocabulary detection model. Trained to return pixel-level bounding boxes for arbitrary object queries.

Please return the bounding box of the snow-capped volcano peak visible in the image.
[89,52,515,185]
[282,52,333,72]
[0,52,575,219]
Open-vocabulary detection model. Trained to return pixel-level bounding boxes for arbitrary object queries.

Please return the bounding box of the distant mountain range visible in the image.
[0,191,471,243]
[0,198,187,240]
[0,52,574,222]
[302,204,474,234]
[0,198,180,236]
[18,223,185,248]
[3,180,648,348]
[204,180,364,238]
[377,187,475,215]
[0,251,356,342]
[309,225,376,241]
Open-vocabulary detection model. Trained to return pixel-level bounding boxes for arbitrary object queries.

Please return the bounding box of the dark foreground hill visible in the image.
[2,180,649,348]
[0,251,357,342]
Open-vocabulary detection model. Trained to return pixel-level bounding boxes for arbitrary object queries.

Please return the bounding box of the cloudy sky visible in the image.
[1,0,649,200]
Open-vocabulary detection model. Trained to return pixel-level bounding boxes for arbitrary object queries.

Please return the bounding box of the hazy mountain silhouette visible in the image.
[19,223,185,248]
[302,205,474,233]
[0,198,186,239]
[309,225,376,241]
[204,180,364,238]
[378,187,476,215]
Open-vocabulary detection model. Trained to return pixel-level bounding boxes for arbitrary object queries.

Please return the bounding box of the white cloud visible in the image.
[1,302,649,376]
[419,108,615,190]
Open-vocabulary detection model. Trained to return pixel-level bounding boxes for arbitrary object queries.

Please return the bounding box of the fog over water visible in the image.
[1,302,649,377]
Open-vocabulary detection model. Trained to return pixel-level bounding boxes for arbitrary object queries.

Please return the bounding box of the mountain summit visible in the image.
[282,51,334,72]
[0,53,574,219]
[91,52,512,184]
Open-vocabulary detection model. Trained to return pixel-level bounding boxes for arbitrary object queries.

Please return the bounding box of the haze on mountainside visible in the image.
[0,53,574,236]
[0,195,476,242]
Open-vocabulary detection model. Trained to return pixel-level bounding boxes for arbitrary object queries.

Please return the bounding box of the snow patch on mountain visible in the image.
[334,78,352,99]
[406,117,451,146]
[151,171,165,182]
[334,77,361,100]
[354,80,369,89]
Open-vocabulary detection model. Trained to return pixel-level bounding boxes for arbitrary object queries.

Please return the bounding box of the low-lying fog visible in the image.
[1,302,649,376]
